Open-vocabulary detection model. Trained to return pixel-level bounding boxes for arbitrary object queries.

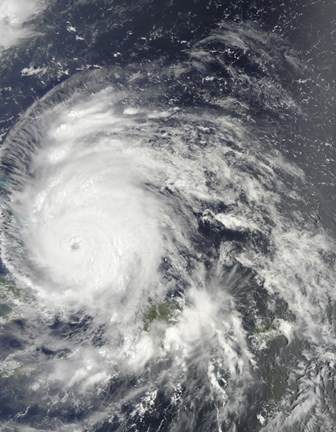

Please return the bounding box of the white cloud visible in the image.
[0,0,46,50]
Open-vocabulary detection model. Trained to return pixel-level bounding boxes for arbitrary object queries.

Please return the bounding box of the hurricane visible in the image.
[0,15,335,432]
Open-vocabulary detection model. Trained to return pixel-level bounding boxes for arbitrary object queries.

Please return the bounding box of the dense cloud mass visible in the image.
[0,0,46,50]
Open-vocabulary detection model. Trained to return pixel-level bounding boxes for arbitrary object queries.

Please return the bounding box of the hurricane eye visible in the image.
[69,238,81,251]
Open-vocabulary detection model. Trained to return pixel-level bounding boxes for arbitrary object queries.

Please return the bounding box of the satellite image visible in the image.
[0,0,335,431]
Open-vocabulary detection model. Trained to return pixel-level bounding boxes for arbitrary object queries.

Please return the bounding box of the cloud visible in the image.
[0,0,46,50]
[1,46,335,428]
